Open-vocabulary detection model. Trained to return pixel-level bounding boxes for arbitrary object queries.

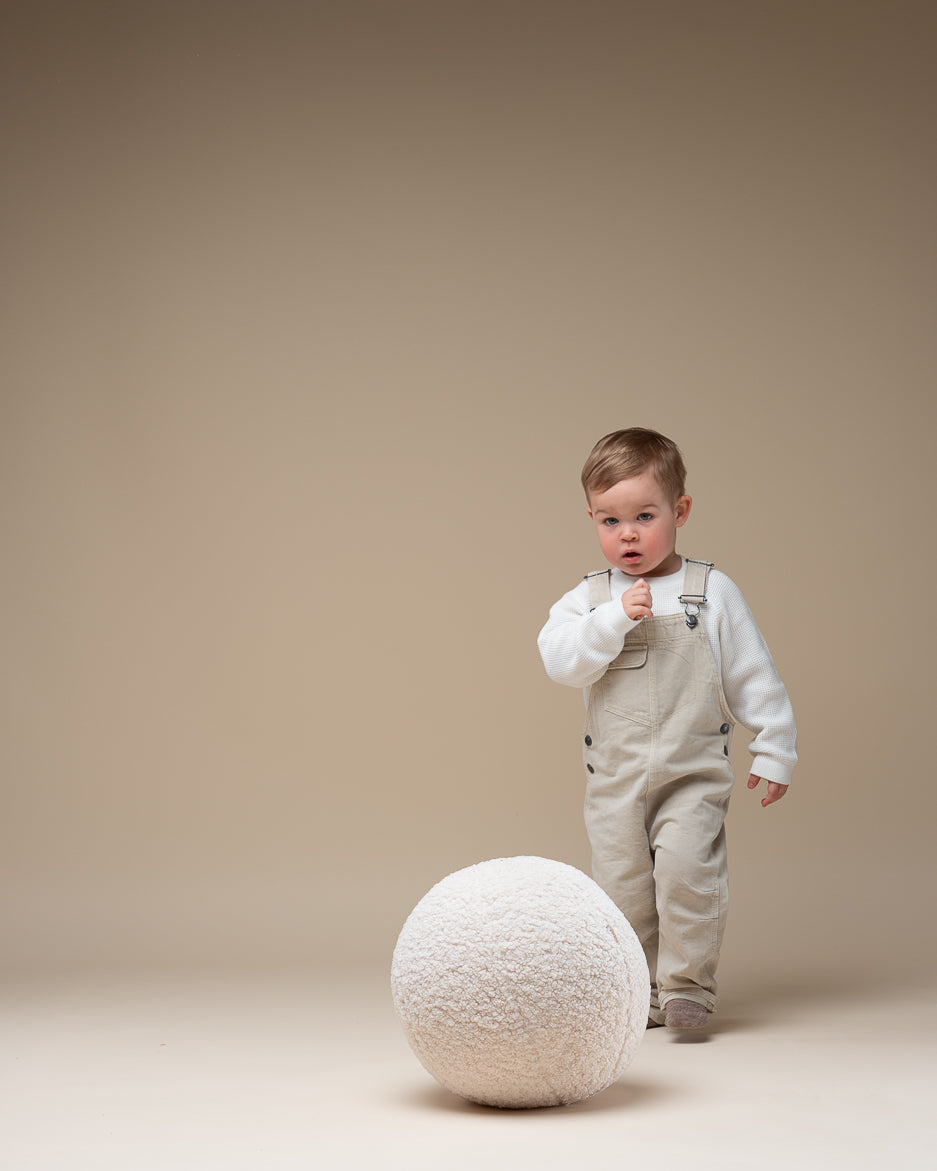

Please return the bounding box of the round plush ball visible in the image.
[391,856,650,1109]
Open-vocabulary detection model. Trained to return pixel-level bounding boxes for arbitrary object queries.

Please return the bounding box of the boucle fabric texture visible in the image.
[391,856,650,1109]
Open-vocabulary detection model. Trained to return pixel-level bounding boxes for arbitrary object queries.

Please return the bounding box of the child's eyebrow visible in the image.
[595,504,658,516]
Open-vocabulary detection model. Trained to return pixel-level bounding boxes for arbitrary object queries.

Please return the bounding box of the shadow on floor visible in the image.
[707,972,901,1034]
[396,1073,679,1116]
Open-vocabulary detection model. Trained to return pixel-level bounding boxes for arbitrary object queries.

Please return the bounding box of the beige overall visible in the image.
[583,559,734,1021]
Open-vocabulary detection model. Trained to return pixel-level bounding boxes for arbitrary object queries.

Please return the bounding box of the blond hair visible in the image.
[581,428,687,502]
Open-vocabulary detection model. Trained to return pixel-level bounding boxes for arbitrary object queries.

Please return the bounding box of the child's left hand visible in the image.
[747,774,788,808]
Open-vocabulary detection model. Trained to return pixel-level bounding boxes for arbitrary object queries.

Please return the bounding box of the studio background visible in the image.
[3,0,935,1010]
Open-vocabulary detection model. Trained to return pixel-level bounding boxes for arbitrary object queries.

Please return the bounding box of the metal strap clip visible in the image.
[678,559,713,628]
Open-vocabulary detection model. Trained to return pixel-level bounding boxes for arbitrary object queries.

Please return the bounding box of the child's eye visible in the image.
[602,517,618,526]
[637,513,654,522]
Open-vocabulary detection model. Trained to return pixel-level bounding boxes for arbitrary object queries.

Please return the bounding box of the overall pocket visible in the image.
[602,642,651,726]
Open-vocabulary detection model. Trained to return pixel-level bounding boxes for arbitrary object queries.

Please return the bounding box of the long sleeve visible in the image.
[712,576,798,787]
[537,577,643,688]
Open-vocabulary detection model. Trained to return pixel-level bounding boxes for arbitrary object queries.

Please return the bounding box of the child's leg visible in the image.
[647,769,732,1015]
[585,781,663,1021]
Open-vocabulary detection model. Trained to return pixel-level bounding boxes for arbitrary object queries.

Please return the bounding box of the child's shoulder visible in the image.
[707,565,737,590]
[704,565,755,615]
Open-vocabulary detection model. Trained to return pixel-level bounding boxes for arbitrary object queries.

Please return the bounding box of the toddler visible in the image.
[537,428,797,1029]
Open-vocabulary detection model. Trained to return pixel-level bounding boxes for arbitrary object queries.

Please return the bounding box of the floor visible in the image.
[3,967,934,1170]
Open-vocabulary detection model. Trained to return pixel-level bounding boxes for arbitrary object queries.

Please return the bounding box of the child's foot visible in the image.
[664,999,708,1029]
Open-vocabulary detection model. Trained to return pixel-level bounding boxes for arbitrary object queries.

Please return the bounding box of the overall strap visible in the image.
[585,569,612,612]
[678,558,714,628]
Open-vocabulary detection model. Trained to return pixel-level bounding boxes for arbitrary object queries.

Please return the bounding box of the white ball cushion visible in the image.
[391,856,650,1108]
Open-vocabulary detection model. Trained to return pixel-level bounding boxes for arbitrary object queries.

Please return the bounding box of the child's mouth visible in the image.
[623,551,641,560]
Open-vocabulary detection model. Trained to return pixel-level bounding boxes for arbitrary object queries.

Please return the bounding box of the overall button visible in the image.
[586,764,595,774]
[720,724,730,735]
[584,735,592,746]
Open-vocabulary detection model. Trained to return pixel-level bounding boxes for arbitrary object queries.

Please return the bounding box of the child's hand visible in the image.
[622,578,653,620]
[747,774,788,808]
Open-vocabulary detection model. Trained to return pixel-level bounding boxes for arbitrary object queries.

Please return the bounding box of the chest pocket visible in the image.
[608,645,648,670]
[601,639,651,725]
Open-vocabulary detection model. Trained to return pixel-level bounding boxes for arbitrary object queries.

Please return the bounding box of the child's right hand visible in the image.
[622,578,653,620]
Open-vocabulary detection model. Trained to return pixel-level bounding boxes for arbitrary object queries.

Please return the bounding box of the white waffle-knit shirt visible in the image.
[537,559,797,787]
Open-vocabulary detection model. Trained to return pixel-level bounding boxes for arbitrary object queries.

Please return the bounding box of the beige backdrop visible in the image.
[3,1,935,1001]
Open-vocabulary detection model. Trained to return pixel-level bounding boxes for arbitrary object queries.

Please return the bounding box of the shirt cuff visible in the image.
[750,755,794,788]
[597,597,640,638]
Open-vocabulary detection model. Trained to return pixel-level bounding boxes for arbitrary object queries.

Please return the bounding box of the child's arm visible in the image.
[538,578,647,688]
[713,574,797,796]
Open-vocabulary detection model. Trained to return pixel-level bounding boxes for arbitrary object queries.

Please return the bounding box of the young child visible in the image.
[537,428,797,1030]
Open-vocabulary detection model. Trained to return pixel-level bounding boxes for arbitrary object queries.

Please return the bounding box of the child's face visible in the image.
[587,470,691,579]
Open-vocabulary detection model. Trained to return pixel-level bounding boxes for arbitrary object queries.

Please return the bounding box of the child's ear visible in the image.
[674,495,692,527]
